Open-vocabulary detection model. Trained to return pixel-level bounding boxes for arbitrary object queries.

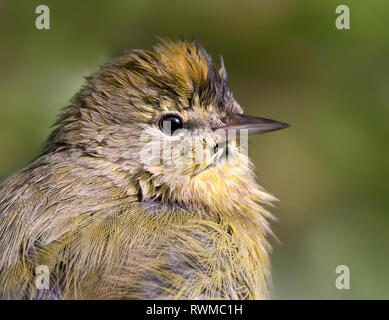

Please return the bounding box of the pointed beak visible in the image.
[217,113,290,136]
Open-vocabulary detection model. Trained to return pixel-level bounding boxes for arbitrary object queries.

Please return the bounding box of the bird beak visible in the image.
[217,113,290,136]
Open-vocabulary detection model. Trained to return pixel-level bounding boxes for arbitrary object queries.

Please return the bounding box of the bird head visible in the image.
[45,39,289,214]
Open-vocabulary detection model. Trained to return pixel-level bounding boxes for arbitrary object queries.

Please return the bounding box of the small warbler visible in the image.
[0,39,289,299]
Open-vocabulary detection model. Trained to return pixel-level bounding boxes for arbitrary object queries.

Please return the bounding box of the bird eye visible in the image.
[159,115,183,135]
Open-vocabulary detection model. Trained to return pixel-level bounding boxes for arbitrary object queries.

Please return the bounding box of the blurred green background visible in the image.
[0,0,388,299]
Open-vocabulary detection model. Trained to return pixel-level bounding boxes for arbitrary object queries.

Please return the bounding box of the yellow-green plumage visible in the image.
[0,39,286,299]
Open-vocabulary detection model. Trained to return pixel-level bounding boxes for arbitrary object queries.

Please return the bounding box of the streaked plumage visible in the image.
[0,39,287,299]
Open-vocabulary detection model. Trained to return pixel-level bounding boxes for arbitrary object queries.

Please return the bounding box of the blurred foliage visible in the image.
[0,0,388,299]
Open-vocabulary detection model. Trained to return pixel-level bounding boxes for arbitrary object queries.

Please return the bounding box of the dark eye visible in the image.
[159,115,183,135]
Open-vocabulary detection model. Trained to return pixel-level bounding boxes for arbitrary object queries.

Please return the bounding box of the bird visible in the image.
[0,39,289,300]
